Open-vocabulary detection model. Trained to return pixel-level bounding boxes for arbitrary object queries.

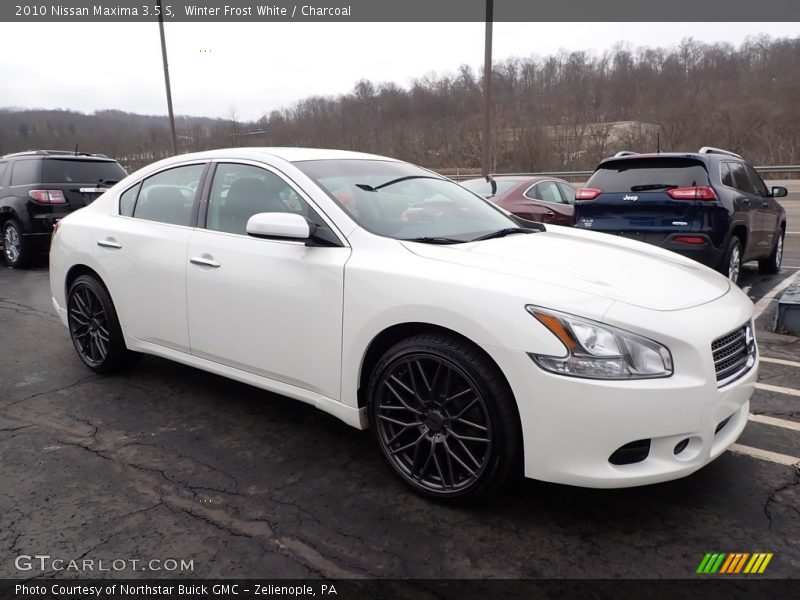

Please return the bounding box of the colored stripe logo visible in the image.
[697,552,773,574]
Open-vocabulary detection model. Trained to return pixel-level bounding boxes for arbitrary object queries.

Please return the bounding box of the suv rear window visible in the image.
[587,158,710,192]
[42,159,127,184]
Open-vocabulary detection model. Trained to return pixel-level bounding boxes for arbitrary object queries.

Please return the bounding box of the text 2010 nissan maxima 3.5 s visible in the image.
[50,148,757,499]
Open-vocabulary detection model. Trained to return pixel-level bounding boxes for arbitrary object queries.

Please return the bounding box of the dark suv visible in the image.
[0,150,127,267]
[573,148,787,283]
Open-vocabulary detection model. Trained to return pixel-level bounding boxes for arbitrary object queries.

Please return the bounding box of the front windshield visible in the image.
[294,159,517,241]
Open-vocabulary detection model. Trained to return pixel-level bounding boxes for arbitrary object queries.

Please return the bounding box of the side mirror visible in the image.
[246,212,313,240]
[771,186,788,198]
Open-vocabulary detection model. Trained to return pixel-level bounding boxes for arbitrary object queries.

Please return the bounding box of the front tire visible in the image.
[367,333,521,500]
[2,219,29,268]
[758,231,784,274]
[67,275,139,373]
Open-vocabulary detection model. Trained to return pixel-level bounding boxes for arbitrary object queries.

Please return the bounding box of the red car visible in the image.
[460,176,577,226]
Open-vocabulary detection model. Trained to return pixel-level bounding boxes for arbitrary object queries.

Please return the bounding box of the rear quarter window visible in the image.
[587,158,710,192]
[10,160,41,186]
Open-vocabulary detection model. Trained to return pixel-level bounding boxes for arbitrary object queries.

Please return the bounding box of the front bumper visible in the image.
[484,295,756,488]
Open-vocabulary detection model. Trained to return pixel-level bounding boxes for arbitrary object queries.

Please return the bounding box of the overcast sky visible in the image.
[2,22,798,121]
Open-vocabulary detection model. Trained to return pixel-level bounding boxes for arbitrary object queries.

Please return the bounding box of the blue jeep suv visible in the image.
[573,147,787,283]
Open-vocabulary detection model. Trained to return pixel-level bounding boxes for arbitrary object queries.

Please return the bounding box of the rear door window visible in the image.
[133,164,205,226]
[728,162,756,195]
[42,159,127,184]
[527,181,563,204]
[720,162,734,187]
[587,158,709,192]
[11,160,41,186]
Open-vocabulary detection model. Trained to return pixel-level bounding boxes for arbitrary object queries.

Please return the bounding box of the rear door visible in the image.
[97,162,206,354]
[574,157,716,245]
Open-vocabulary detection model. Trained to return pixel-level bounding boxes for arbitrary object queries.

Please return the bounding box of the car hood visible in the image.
[400,226,730,312]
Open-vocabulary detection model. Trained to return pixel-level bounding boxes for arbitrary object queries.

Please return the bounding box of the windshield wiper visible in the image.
[470,227,536,242]
[402,236,465,245]
[629,184,678,191]
[356,175,441,192]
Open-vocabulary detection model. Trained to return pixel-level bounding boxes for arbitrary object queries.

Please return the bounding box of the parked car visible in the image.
[0,150,127,268]
[50,148,756,499]
[573,148,787,283]
[460,175,576,226]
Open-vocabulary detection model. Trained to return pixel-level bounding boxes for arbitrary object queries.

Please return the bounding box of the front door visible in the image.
[186,161,350,400]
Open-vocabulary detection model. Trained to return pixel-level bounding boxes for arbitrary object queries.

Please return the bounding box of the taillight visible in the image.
[29,189,67,204]
[575,187,603,201]
[673,236,707,245]
[666,186,716,200]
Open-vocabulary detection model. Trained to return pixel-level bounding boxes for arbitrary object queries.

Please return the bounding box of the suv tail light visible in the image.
[29,189,67,204]
[666,186,716,200]
[575,187,603,201]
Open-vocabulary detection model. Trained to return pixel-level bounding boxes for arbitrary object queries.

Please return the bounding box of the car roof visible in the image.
[170,147,400,163]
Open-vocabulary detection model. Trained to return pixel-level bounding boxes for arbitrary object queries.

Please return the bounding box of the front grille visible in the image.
[712,322,755,386]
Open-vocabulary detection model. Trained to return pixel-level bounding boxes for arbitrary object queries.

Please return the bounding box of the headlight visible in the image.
[526,306,673,379]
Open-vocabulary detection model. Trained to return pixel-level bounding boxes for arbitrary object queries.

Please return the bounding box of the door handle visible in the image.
[545,211,555,217]
[741,199,750,206]
[761,201,769,207]
[97,238,122,249]
[190,256,221,268]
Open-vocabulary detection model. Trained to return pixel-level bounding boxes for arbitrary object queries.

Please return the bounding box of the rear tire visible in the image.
[67,275,140,373]
[721,236,742,284]
[758,231,784,274]
[2,219,30,269]
[367,333,522,500]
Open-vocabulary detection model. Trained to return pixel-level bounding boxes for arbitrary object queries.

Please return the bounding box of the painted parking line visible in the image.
[752,270,799,319]
[729,443,800,466]
[748,413,800,432]
[755,382,800,397]
[760,356,800,368]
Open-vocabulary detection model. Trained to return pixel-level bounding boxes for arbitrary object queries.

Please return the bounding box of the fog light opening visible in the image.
[674,438,690,456]
[609,439,651,466]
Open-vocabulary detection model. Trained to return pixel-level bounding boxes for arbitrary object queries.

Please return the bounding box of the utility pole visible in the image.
[157,0,178,155]
[481,0,493,177]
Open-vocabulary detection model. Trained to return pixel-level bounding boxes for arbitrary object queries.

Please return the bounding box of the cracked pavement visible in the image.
[0,264,798,579]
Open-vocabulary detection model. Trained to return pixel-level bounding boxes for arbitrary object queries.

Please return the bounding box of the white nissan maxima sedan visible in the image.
[50,148,757,499]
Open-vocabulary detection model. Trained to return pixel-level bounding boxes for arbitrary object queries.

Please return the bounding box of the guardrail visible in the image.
[447,165,800,181]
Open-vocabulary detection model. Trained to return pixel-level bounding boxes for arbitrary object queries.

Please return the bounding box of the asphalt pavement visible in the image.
[1,247,798,579]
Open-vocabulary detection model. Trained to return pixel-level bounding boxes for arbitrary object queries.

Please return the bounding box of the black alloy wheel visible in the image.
[368,334,521,499]
[67,275,139,373]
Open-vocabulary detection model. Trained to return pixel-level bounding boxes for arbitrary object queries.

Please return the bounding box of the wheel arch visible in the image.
[356,322,519,420]
[65,264,107,298]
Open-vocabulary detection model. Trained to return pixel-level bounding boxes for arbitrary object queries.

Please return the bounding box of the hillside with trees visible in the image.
[2,36,798,173]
